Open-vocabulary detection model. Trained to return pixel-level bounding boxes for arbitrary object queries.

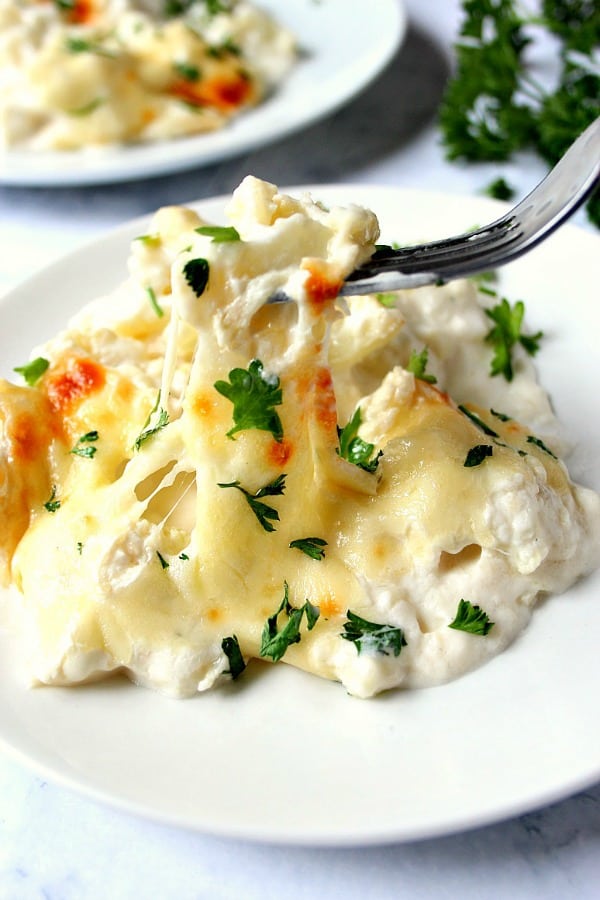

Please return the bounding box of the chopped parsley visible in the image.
[527,434,558,459]
[146,286,164,318]
[407,347,437,384]
[134,406,169,451]
[490,408,512,422]
[44,485,61,513]
[70,430,99,459]
[174,61,201,82]
[341,610,407,657]
[260,582,320,663]
[485,177,515,201]
[438,1,600,228]
[449,599,495,635]
[485,298,543,381]
[76,541,83,555]
[376,292,397,308]
[458,405,499,438]
[64,37,115,58]
[464,443,493,467]
[195,225,241,243]
[337,408,382,473]
[183,257,210,297]
[289,537,327,560]
[214,359,283,441]
[179,552,189,561]
[217,474,286,532]
[221,635,246,680]
[156,551,170,570]
[13,356,49,386]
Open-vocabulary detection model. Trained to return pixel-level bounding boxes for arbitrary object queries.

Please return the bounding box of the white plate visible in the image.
[0,0,405,187]
[0,186,599,846]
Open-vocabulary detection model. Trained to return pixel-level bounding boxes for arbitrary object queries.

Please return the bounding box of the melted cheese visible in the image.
[0,1,296,150]
[2,176,600,698]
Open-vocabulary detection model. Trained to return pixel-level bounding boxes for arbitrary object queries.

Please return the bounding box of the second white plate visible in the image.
[0,0,406,186]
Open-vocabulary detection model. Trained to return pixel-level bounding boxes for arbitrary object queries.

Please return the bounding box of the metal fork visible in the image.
[337,116,600,296]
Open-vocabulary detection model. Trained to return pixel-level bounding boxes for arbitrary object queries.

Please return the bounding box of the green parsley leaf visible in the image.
[70,430,99,459]
[179,552,189,561]
[76,541,83,555]
[458,405,499,438]
[407,347,437,384]
[490,408,512,422]
[183,258,210,297]
[146,286,164,318]
[337,408,382,473]
[484,177,515,201]
[218,474,286,532]
[341,610,407,657]
[65,37,115,58]
[174,61,200,82]
[464,444,493,467]
[13,356,49,386]
[214,359,283,441]
[221,635,246,680]
[376,292,397,308]
[156,551,170,570]
[44,485,61,513]
[449,598,495,635]
[289,537,327,560]
[134,406,169,451]
[195,225,241,243]
[526,434,558,459]
[485,298,543,381]
[260,582,320,662]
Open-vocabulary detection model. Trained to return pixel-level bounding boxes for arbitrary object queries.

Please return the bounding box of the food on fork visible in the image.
[0,1,296,150]
[1,176,599,698]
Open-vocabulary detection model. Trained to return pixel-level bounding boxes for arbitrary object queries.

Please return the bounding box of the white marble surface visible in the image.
[1,1,599,897]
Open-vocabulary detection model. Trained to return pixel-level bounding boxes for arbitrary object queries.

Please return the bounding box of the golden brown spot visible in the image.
[313,366,338,432]
[45,358,105,414]
[205,607,221,623]
[192,393,215,418]
[267,437,294,467]
[11,412,46,463]
[141,107,157,125]
[301,260,343,309]
[169,72,253,112]
[319,595,341,618]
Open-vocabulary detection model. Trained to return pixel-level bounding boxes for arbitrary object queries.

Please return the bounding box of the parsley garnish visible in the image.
[146,286,164,318]
[337,408,382,473]
[289,537,327,560]
[76,541,83,555]
[485,298,543,381]
[439,1,600,228]
[156,551,169,570]
[407,347,437,384]
[464,444,493,467]
[218,474,286,532]
[183,258,210,297]
[376,292,397,308]
[260,582,320,662]
[221,635,246,680]
[134,406,169,451]
[490,408,512,422]
[195,225,241,243]
[179,552,189,561]
[65,37,115,58]
[485,177,515,201]
[44,485,61,513]
[527,434,558,459]
[341,610,407,657]
[174,61,200,82]
[214,359,283,441]
[458,405,499,438]
[70,430,99,459]
[449,599,495,635]
[13,356,49,386]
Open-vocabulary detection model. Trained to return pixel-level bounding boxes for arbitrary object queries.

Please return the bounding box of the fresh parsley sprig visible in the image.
[289,537,327,560]
[260,582,320,662]
[341,610,407,657]
[485,298,543,381]
[214,359,283,441]
[337,408,382,473]
[221,635,246,679]
[218,474,286,532]
[449,599,495,635]
[439,1,600,227]
[134,406,169,451]
[13,356,49,386]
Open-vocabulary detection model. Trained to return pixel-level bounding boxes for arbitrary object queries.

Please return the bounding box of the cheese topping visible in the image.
[2,176,599,698]
[0,1,296,150]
